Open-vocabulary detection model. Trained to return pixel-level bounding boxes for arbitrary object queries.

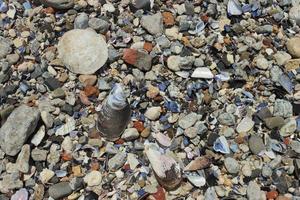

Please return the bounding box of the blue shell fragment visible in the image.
[213,136,230,154]
[227,0,243,16]
[279,74,294,94]
[164,100,180,113]
[23,1,31,10]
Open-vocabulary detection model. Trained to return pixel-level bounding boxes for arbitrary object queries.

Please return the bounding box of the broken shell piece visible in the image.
[227,0,243,16]
[213,136,230,154]
[191,67,214,79]
[185,172,206,187]
[145,145,182,190]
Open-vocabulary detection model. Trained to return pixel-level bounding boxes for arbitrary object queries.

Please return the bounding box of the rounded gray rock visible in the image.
[58,29,108,74]
[224,157,239,174]
[39,0,74,9]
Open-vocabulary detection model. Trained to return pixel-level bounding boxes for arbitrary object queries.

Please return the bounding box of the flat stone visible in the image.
[0,105,40,156]
[51,88,65,99]
[0,36,12,59]
[224,157,239,174]
[264,116,285,129]
[289,5,300,26]
[39,0,74,9]
[74,13,89,29]
[88,18,110,34]
[83,171,102,187]
[121,128,140,141]
[44,77,61,91]
[273,99,293,118]
[141,13,163,35]
[218,113,235,126]
[178,112,198,129]
[167,55,194,71]
[41,111,54,128]
[280,119,297,137]
[287,37,300,58]
[123,48,152,71]
[39,169,54,184]
[248,135,265,155]
[273,51,292,66]
[48,182,73,199]
[236,117,254,133]
[58,29,108,74]
[16,145,30,173]
[31,148,48,161]
[247,181,264,200]
[79,75,97,86]
[144,106,161,120]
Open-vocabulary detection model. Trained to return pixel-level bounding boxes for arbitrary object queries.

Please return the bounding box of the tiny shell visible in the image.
[191,67,214,79]
[186,173,206,187]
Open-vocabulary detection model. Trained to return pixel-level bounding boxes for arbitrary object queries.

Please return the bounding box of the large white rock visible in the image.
[58,29,108,74]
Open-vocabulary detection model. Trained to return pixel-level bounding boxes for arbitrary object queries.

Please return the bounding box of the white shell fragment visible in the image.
[227,0,243,16]
[191,67,214,79]
[186,173,206,187]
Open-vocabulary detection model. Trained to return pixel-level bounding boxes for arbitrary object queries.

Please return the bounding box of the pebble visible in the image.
[248,135,265,155]
[39,169,55,184]
[123,49,152,71]
[280,119,297,136]
[218,113,235,126]
[39,0,74,9]
[287,37,300,58]
[48,182,73,199]
[0,36,12,59]
[31,148,48,161]
[58,29,108,74]
[88,18,110,34]
[273,99,293,118]
[236,117,254,133]
[178,113,198,129]
[247,181,264,200]
[74,13,89,29]
[289,5,300,26]
[121,128,140,141]
[16,145,30,173]
[0,105,40,156]
[224,157,239,174]
[141,13,163,35]
[83,171,102,187]
[144,106,161,120]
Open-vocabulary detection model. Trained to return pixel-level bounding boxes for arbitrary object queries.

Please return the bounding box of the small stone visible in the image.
[88,18,110,34]
[58,29,108,74]
[121,128,139,141]
[0,36,12,59]
[290,140,300,154]
[178,112,198,129]
[127,153,139,170]
[224,157,239,174]
[264,116,285,129]
[241,164,252,177]
[11,188,28,200]
[74,13,89,29]
[167,55,194,72]
[236,117,254,133]
[44,77,61,91]
[289,5,300,25]
[39,169,55,184]
[191,67,214,79]
[274,99,293,118]
[218,113,235,126]
[248,135,265,155]
[108,152,127,171]
[79,75,97,86]
[48,182,73,199]
[144,107,161,120]
[41,111,54,128]
[84,171,102,187]
[141,13,163,35]
[31,148,48,161]
[279,119,297,137]
[16,145,30,173]
[52,88,65,99]
[39,0,74,9]
[247,181,263,200]
[273,51,292,66]
[162,12,175,26]
[141,127,151,138]
[123,48,152,71]
[287,37,300,58]
[0,105,40,156]
[184,127,198,138]
[254,55,270,70]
